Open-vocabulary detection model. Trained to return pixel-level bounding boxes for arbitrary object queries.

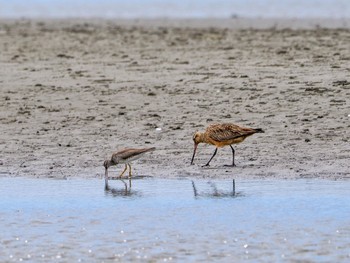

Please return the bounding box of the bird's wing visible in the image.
[207,123,254,142]
[112,148,155,162]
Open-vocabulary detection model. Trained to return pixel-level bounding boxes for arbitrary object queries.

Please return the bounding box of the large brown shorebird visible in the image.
[104,147,155,185]
[191,123,264,167]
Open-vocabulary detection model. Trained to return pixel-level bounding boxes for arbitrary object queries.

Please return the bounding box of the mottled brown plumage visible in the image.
[104,147,155,186]
[191,123,264,166]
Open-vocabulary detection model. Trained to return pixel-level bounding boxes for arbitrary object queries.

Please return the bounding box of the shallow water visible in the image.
[0,178,350,262]
[1,0,350,19]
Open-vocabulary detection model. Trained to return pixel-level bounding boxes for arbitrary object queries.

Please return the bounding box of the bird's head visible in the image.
[103,160,111,184]
[193,131,205,145]
[191,131,204,165]
[103,160,111,170]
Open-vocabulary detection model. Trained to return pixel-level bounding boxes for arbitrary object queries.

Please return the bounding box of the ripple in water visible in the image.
[0,178,350,262]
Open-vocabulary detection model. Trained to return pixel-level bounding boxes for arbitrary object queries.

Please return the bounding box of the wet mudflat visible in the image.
[1,21,350,180]
[0,178,349,262]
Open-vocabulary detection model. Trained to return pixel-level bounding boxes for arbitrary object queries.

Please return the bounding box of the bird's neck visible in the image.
[199,133,207,144]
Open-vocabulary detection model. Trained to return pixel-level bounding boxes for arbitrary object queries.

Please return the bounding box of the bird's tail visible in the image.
[254,128,265,133]
[145,147,156,152]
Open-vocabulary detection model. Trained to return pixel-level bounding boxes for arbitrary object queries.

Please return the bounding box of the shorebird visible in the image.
[103,147,155,186]
[191,123,264,167]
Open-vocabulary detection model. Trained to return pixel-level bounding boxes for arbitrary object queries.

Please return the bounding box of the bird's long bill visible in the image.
[191,144,198,165]
[104,168,108,181]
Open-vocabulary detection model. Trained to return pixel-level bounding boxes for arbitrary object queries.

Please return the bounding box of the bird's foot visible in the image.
[202,164,210,168]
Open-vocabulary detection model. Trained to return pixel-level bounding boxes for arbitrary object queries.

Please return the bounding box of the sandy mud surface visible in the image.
[0,19,349,179]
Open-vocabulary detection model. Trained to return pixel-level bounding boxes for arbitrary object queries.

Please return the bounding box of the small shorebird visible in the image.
[104,147,155,185]
[191,123,264,167]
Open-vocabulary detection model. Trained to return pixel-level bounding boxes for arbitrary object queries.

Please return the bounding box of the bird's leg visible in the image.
[128,163,132,178]
[224,145,236,167]
[203,148,218,167]
[118,164,128,178]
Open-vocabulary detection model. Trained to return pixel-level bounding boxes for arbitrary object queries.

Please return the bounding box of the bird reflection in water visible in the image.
[191,179,237,198]
[105,177,133,197]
